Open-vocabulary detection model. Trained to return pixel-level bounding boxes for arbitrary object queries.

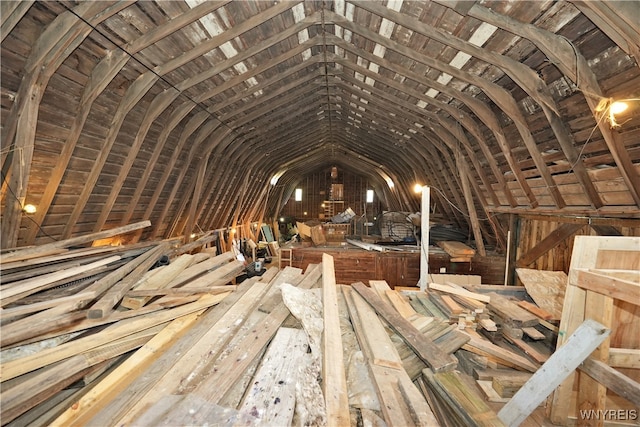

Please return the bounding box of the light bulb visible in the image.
[23,204,37,214]
[610,101,628,115]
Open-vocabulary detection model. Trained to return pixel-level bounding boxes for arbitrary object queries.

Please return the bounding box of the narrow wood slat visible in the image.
[352,281,457,372]
[321,254,350,426]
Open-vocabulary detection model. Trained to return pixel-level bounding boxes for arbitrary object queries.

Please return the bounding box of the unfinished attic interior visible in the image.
[1,0,639,425]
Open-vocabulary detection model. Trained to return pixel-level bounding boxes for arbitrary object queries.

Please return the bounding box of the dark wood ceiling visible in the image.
[1,0,639,249]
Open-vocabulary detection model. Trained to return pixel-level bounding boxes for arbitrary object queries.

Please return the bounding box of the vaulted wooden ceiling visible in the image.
[1,0,639,249]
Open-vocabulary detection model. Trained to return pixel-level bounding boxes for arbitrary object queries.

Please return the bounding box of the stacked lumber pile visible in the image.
[437,240,476,262]
[410,280,559,412]
[0,223,245,425]
[2,225,560,426]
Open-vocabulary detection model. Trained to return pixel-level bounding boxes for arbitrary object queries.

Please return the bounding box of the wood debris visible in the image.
[3,225,608,427]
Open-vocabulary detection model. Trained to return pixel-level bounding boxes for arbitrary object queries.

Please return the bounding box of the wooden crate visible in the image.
[548,236,640,425]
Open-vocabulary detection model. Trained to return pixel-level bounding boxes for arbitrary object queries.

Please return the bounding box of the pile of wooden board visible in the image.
[2,226,574,426]
[436,240,476,262]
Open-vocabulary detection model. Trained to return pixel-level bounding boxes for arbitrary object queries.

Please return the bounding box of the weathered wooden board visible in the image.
[498,319,611,426]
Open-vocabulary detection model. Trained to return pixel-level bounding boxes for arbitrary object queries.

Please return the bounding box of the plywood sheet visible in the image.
[516,268,567,320]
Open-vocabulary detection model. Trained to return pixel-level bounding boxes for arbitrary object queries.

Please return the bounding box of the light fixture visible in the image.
[596,98,638,128]
[413,183,424,194]
[23,204,37,214]
[295,188,302,201]
[610,101,628,115]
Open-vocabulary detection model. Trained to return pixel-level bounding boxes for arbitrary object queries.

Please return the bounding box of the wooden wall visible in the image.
[279,168,383,221]
[289,246,506,288]
[513,214,640,275]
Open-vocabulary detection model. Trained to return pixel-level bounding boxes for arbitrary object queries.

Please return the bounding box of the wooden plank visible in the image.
[343,287,403,369]
[428,282,491,303]
[1,328,158,423]
[120,254,196,309]
[343,287,439,426]
[183,268,313,407]
[88,274,273,426]
[486,292,539,327]
[498,319,611,426]
[0,221,151,263]
[575,268,640,306]
[608,348,640,369]
[579,358,640,407]
[516,223,583,267]
[113,269,300,425]
[352,282,457,372]
[321,254,350,426]
[0,256,119,306]
[516,300,554,321]
[237,328,308,426]
[50,309,205,427]
[87,243,169,318]
[476,380,510,403]
[0,293,229,381]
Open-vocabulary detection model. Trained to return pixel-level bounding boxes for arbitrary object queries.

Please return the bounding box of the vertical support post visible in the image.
[419,186,430,291]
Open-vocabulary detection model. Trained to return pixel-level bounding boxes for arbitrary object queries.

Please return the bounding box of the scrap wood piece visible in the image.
[462,331,539,373]
[521,326,546,341]
[352,281,457,372]
[429,282,491,303]
[0,292,229,381]
[476,380,510,403]
[515,268,567,320]
[437,241,476,257]
[516,300,554,321]
[486,292,539,327]
[0,220,151,264]
[498,319,611,426]
[321,254,350,426]
[124,285,233,298]
[422,368,506,427]
[50,309,205,427]
[159,251,234,290]
[492,375,530,398]
[237,328,309,426]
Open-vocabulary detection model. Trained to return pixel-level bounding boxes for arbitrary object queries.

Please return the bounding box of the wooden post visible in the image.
[420,185,430,291]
